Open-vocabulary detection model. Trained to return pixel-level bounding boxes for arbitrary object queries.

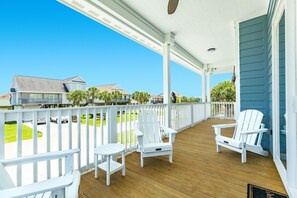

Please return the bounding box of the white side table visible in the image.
[94,144,125,185]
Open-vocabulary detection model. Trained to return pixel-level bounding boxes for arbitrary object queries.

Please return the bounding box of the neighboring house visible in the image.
[0,93,11,110]
[94,84,130,104]
[10,75,86,109]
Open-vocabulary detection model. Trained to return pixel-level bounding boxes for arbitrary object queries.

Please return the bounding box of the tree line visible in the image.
[66,87,151,106]
[66,80,234,107]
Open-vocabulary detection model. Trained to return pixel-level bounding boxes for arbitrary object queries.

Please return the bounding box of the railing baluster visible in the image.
[32,111,38,182]
[120,107,122,144]
[133,106,137,149]
[129,108,132,150]
[100,108,104,145]
[125,107,127,152]
[68,109,72,149]
[46,110,51,179]
[77,109,81,170]
[86,108,90,170]
[58,110,62,176]
[93,109,97,149]
[17,112,22,186]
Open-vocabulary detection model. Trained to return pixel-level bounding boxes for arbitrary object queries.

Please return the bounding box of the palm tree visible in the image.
[67,90,87,107]
[132,91,150,104]
[99,91,112,105]
[86,87,99,105]
[211,80,235,102]
[111,90,123,105]
[181,96,189,103]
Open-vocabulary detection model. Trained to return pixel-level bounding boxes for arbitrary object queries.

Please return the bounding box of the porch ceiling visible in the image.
[58,0,268,74]
[121,0,269,73]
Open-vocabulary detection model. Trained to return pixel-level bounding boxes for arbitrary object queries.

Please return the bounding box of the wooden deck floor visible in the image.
[79,119,286,198]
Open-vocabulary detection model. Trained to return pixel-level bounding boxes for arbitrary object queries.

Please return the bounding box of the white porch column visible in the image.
[234,20,241,119]
[206,72,211,102]
[201,68,206,102]
[163,33,174,128]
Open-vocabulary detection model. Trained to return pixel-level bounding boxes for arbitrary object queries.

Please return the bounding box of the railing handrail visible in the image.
[0,104,167,114]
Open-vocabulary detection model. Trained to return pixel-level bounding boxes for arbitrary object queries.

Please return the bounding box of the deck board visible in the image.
[79,119,286,197]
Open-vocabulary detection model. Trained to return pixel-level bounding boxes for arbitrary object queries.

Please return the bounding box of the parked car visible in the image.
[50,116,68,123]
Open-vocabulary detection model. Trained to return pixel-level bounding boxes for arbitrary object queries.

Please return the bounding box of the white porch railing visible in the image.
[210,102,235,119]
[0,104,166,187]
[0,102,222,187]
[170,103,211,131]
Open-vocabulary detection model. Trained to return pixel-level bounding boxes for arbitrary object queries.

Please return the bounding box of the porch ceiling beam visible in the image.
[87,0,164,45]
[171,43,204,70]
[57,0,204,72]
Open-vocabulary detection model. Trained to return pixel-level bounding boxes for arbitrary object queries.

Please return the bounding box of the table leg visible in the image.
[122,150,125,176]
[107,155,110,185]
[95,154,98,178]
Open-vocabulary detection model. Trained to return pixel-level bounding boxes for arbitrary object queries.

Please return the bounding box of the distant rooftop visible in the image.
[12,75,85,93]
[0,93,10,99]
[95,84,129,95]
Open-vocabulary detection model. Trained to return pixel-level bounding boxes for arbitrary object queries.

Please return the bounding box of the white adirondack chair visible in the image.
[135,110,177,167]
[213,109,268,163]
[0,149,80,198]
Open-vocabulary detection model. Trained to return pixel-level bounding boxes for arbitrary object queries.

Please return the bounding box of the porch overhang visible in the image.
[57,0,268,75]
[58,0,204,74]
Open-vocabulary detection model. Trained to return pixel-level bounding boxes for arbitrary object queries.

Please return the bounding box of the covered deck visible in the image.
[79,119,285,197]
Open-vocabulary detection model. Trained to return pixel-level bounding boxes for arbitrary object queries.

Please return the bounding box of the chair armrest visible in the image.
[66,170,81,198]
[135,128,144,147]
[1,149,80,167]
[0,175,73,198]
[240,128,268,135]
[212,123,237,129]
[134,128,143,137]
[160,126,177,134]
[160,126,177,143]
[212,123,237,136]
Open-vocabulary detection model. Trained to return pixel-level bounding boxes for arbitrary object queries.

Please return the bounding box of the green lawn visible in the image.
[117,129,136,145]
[81,112,138,126]
[5,123,43,144]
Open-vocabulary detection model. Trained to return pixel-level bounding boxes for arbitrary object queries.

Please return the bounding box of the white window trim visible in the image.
[272,0,285,187]
[272,0,297,196]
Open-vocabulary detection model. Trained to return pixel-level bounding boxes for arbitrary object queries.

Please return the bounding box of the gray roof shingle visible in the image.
[14,76,66,93]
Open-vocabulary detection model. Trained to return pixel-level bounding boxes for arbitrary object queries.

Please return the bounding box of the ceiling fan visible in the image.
[168,0,179,15]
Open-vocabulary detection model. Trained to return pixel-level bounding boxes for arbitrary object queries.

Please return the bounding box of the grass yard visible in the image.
[117,129,136,145]
[5,123,43,144]
[81,112,138,126]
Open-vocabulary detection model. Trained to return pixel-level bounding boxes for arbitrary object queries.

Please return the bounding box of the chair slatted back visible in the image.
[138,110,162,144]
[233,110,263,145]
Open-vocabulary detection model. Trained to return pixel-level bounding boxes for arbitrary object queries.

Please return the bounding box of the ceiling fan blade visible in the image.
[168,0,179,15]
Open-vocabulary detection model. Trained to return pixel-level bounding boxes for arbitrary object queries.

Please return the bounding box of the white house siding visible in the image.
[64,83,86,92]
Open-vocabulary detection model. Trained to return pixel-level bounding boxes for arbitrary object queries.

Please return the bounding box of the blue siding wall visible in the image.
[267,0,276,136]
[239,0,278,151]
[239,15,270,149]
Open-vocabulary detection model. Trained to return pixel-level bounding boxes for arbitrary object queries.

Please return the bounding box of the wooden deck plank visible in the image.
[79,119,286,197]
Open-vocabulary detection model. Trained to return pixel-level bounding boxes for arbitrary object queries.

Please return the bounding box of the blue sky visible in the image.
[0,0,231,97]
